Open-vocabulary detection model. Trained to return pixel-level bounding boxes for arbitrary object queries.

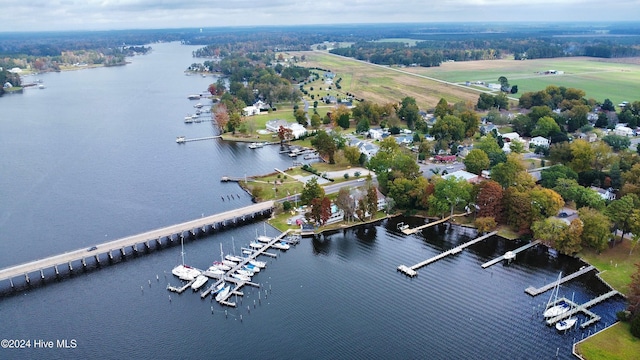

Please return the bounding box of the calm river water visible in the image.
[0,42,626,359]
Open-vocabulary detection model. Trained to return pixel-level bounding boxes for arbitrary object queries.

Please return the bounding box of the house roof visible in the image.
[443,170,481,183]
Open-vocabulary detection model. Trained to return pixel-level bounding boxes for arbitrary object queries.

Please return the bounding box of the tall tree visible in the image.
[475,180,504,220]
[311,130,337,164]
[398,96,420,130]
[578,207,612,253]
[366,186,379,219]
[490,154,525,189]
[335,188,355,222]
[464,149,490,175]
[532,218,568,249]
[434,98,452,119]
[301,177,325,206]
[428,177,472,218]
[606,194,639,243]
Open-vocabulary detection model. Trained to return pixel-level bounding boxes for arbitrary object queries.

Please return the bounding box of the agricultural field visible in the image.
[403,57,640,105]
[289,51,484,110]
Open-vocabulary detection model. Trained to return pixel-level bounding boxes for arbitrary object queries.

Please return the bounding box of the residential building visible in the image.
[591,186,616,201]
[443,170,483,184]
[529,136,551,148]
[614,126,633,137]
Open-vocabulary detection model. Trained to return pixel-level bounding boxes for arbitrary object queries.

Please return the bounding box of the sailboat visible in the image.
[225,237,243,262]
[543,272,570,318]
[191,275,208,291]
[171,236,201,281]
[556,292,578,331]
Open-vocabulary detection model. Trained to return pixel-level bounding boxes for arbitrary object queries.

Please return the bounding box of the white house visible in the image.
[529,136,551,148]
[288,123,308,139]
[443,170,483,184]
[266,119,289,133]
[591,187,615,201]
[265,120,306,138]
[501,132,521,142]
[614,126,633,137]
[242,100,269,116]
[368,128,384,140]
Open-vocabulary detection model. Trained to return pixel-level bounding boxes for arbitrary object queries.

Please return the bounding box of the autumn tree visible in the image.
[366,186,379,219]
[569,139,595,173]
[475,217,498,233]
[434,98,452,119]
[475,180,504,220]
[335,188,356,222]
[578,207,612,253]
[320,196,332,225]
[529,187,565,222]
[343,146,361,166]
[213,103,229,132]
[490,154,526,189]
[277,125,294,145]
[532,218,568,249]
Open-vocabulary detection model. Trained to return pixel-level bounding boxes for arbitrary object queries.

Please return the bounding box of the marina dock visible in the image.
[401,212,469,235]
[480,240,541,268]
[545,290,619,328]
[525,265,596,296]
[171,229,295,307]
[0,202,274,288]
[398,231,498,276]
[176,135,220,144]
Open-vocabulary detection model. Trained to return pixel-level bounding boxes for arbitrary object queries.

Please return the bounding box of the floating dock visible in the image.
[525,265,596,296]
[480,240,540,268]
[398,231,497,276]
[545,290,619,328]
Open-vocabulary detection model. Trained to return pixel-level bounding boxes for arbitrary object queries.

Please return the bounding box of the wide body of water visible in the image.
[0,42,626,359]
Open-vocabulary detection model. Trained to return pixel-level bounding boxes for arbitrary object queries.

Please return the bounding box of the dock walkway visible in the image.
[398,231,498,276]
[525,265,596,296]
[400,212,469,235]
[546,290,619,328]
[481,240,541,269]
[176,135,221,143]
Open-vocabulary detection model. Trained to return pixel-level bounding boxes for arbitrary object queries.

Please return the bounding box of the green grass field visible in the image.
[575,322,640,360]
[406,57,640,105]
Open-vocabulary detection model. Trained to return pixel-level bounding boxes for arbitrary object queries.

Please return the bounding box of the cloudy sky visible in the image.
[2,0,639,32]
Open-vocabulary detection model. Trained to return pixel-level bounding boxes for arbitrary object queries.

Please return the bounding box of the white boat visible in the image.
[191,275,208,291]
[212,281,226,295]
[171,237,201,281]
[222,259,237,267]
[242,249,254,255]
[176,136,186,144]
[248,259,266,268]
[212,261,230,271]
[249,241,263,249]
[243,264,260,273]
[206,267,225,275]
[188,94,201,100]
[256,235,272,243]
[272,241,290,250]
[184,114,195,123]
[215,285,231,302]
[231,273,251,282]
[236,269,254,277]
[225,254,243,263]
[194,103,204,108]
[555,317,577,331]
[544,272,570,318]
[248,142,264,149]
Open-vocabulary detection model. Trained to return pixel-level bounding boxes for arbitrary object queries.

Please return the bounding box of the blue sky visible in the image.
[1,0,639,32]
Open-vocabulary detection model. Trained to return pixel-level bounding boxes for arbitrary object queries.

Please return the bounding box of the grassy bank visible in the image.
[575,322,640,360]
[579,238,640,296]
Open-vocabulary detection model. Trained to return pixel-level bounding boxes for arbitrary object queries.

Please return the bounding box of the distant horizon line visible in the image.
[3,20,640,35]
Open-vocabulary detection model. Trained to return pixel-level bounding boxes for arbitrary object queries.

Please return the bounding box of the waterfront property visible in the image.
[0,201,274,289]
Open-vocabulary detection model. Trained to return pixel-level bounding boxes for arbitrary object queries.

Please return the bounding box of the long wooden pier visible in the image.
[176,135,221,143]
[401,212,469,235]
[525,265,596,296]
[0,201,274,288]
[398,231,498,276]
[480,240,541,268]
[546,290,619,328]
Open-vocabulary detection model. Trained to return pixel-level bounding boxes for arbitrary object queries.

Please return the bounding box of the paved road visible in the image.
[0,201,274,282]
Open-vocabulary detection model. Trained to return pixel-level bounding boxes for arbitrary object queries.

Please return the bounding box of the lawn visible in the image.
[575,322,640,360]
[291,51,483,109]
[579,237,640,296]
[403,57,640,105]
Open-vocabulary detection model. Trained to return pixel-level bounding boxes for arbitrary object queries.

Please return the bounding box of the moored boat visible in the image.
[191,275,208,291]
[232,273,251,282]
[225,254,243,263]
[256,235,272,243]
[272,241,290,250]
[249,241,263,249]
[215,285,231,302]
[212,261,230,271]
[555,317,577,331]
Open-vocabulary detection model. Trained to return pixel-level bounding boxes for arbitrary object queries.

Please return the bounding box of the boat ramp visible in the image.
[545,290,620,328]
[397,231,498,276]
[480,240,541,268]
[525,265,596,296]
